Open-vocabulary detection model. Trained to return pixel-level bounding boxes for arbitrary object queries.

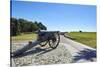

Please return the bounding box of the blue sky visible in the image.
[11,1,96,32]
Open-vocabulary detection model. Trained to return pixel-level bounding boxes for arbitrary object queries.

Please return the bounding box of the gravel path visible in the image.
[11,35,96,67]
[11,42,73,67]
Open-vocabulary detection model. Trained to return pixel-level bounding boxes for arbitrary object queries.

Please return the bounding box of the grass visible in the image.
[11,33,37,42]
[67,32,96,48]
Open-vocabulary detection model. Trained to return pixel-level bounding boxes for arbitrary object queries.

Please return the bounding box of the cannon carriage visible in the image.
[11,30,60,57]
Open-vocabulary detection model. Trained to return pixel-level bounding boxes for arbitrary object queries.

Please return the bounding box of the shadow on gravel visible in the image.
[12,47,54,58]
[73,49,96,62]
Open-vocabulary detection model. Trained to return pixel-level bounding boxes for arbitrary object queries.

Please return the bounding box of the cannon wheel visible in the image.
[39,41,48,47]
[49,32,60,49]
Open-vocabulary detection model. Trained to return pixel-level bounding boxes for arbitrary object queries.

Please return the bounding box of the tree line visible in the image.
[11,17,47,36]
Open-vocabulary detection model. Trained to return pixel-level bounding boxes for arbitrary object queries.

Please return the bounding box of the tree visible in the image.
[31,23,39,31]
[79,30,82,33]
[37,22,47,30]
[18,18,25,33]
[10,17,47,36]
[11,17,20,36]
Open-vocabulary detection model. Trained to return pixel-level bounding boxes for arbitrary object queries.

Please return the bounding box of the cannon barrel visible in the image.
[35,30,60,34]
[37,30,60,42]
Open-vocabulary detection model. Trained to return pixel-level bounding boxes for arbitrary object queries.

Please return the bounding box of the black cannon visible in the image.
[11,30,60,57]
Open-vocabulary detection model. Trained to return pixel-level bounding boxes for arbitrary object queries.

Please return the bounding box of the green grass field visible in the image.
[11,33,37,42]
[67,32,96,48]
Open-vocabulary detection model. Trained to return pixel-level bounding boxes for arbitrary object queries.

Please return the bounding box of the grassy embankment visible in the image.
[67,32,96,48]
[11,33,37,42]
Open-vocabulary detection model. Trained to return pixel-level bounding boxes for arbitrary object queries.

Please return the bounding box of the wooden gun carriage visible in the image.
[11,30,60,57]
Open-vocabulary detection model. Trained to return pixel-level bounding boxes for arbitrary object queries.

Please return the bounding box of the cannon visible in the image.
[11,30,60,57]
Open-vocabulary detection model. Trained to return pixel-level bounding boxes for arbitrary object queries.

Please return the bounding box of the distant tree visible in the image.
[31,23,39,31]
[11,20,16,36]
[11,17,20,36]
[18,18,25,33]
[34,21,47,30]
[34,21,38,25]
[38,22,47,30]
[79,30,82,33]
[10,17,47,36]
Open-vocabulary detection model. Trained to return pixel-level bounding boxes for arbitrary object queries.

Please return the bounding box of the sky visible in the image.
[11,1,96,32]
